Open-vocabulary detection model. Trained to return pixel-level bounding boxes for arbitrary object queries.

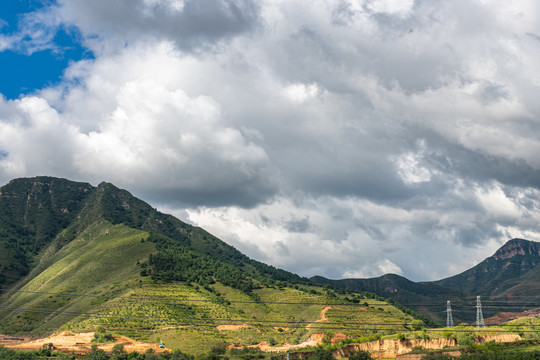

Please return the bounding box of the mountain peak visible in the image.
[492,238,540,260]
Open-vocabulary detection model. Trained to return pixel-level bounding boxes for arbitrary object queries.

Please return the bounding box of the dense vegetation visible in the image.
[0,345,194,359]
[0,177,94,288]
[144,232,257,293]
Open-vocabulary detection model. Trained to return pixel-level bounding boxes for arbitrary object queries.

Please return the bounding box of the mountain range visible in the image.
[312,238,540,325]
[0,176,538,354]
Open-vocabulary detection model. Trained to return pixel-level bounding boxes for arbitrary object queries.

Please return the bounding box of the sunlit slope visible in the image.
[65,282,418,356]
[0,176,424,355]
[0,217,419,354]
[0,220,153,334]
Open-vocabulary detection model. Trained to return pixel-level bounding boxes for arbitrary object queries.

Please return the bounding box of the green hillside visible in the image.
[312,274,465,324]
[0,177,422,355]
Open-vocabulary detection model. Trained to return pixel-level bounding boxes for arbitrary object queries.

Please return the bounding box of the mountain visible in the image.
[312,239,540,325]
[0,177,306,291]
[434,238,540,299]
[0,177,422,355]
[311,273,466,323]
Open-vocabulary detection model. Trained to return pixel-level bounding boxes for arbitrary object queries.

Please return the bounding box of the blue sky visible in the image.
[1,0,540,281]
[0,0,91,98]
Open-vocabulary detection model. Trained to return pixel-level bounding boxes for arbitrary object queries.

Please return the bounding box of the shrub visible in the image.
[349,349,373,360]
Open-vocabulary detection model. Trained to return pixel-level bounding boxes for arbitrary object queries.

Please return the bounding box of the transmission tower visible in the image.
[476,296,485,328]
[446,300,454,328]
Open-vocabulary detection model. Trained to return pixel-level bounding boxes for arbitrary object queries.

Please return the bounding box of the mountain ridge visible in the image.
[311,238,540,325]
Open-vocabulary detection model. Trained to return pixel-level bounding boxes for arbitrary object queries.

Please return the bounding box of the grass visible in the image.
[0,220,430,356]
[0,220,153,334]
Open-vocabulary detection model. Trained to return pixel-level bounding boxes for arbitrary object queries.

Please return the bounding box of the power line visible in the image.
[2,306,540,332]
[0,305,425,327]
[3,289,540,308]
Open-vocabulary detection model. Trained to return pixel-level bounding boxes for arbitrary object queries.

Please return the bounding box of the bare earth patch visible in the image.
[306,306,333,329]
[217,324,250,331]
[484,309,540,325]
[3,331,168,355]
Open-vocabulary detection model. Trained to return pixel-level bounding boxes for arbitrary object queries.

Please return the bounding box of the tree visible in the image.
[308,348,333,360]
[349,350,373,360]
[412,320,425,331]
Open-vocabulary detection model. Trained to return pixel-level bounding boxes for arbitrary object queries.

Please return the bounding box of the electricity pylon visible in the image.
[476,296,485,328]
[446,300,454,328]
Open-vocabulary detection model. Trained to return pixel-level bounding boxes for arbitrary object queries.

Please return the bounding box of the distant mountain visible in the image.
[312,238,540,325]
[0,177,423,355]
[434,238,540,299]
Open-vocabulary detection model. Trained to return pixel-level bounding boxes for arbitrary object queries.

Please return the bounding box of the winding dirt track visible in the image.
[224,306,344,353]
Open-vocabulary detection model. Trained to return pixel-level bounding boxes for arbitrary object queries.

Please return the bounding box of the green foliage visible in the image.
[349,350,373,360]
[0,344,75,359]
[308,348,333,360]
[322,331,334,344]
[209,343,227,355]
[146,232,257,293]
[442,331,454,339]
[92,331,115,343]
[455,332,475,346]
[420,354,455,360]
[412,320,425,331]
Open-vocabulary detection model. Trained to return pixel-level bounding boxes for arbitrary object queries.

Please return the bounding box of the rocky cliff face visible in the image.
[335,338,457,358]
[492,238,540,260]
[332,334,521,359]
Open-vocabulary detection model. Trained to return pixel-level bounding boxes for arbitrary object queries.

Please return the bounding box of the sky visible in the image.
[1,0,540,282]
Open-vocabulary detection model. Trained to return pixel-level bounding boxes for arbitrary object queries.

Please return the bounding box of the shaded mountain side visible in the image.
[312,239,540,326]
[0,177,94,288]
[434,238,540,297]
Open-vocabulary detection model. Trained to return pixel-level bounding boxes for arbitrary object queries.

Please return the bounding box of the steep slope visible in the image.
[0,220,153,333]
[96,181,309,285]
[434,238,540,297]
[0,177,94,288]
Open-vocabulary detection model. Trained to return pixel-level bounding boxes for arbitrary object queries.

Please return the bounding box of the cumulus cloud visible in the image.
[57,0,260,53]
[2,0,540,280]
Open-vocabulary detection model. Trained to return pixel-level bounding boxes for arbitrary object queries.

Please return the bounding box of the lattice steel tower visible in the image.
[476,296,485,328]
[446,300,454,328]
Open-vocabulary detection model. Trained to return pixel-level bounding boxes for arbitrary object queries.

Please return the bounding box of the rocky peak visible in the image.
[492,238,540,260]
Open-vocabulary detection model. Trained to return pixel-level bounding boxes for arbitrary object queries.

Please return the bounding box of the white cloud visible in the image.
[366,0,415,18]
